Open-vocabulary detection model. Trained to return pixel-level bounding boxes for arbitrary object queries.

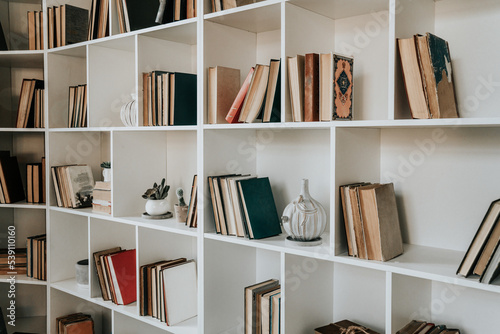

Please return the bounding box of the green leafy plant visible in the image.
[142,178,170,200]
[176,188,186,206]
[100,161,111,169]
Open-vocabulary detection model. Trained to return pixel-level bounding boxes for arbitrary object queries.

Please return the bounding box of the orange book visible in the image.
[225,67,254,124]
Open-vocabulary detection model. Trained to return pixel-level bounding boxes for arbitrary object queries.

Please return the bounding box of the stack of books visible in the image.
[56,313,94,333]
[27,10,43,50]
[208,175,281,239]
[340,182,403,262]
[208,60,281,124]
[457,199,500,284]
[92,181,111,214]
[16,79,44,128]
[211,0,256,12]
[26,157,45,204]
[0,151,25,204]
[93,247,136,305]
[185,175,197,228]
[51,165,94,209]
[244,279,281,334]
[139,258,197,325]
[68,84,88,128]
[396,320,460,334]
[46,5,88,49]
[142,71,197,126]
[315,320,379,334]
[0,248,27,275]
[398,33,459,119]
[27,234,46,280]
[288,53,353,122]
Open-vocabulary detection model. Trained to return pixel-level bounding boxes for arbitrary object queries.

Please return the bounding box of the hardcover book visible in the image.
[107,249,136,305]
[0,21,7,50]
[262,59,281,123]
[61,4,89,46]
[333,54,353,120]
[126,0,174,31]
[226,67,254,123]
[208,66,240,124]
[0,156,25,204]
[65,165,94,208]
[287,55,305,121]
[304,53,320,122]
[169,72,197,125]
[315,320,379,334]
[244,279,280,334]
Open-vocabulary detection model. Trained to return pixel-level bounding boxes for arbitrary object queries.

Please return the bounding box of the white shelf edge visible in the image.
[0,50,45,56]
[0,201,47,209]
[0,275,47,285]
[204,0,282,20]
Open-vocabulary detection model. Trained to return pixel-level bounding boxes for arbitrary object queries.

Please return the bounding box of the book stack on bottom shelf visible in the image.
[396,320,460,334]
[0,248,26,275]
[92,181,111,214]
[56,313,94,333]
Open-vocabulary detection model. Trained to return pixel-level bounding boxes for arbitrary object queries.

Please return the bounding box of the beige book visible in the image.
[287,55,305,122]
[208,66,240,124]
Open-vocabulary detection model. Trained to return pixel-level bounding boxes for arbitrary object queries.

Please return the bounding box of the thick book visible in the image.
[315,320,379,334]
[16,79,44,128]
[260,287,280,334]
[457,199,500,277]
[226,67,255,123]
[237,177,281,239]
[239,64,270,123]
[340,183,370,258]
[416,33,459,118]
[304,53,320,122]
[244,279,280,334]
[319,53,333,121]
[169,72,197,125]
[0,20,7,50]
[61,5,89,46]
[287,55,305,122]
[396,320,428,334]
[358,183,403,261]
[107,249,136,305]
[262,59,281,123]
[125,0,174,31]
[161,260,197,325]
[332,54,354,120]
[0,156,25,204]
[65,165,94,208]
[208,66,240,124]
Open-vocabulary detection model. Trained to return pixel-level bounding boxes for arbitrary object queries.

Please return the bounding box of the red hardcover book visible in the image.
[304,53,319,122]
[107,249,136,305]
[225,67,255,124]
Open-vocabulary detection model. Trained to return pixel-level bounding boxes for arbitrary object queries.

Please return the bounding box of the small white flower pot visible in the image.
[145,199,170,216]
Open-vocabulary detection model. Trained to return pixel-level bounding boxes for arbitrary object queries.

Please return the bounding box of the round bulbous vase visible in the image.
[145,199,170,216]
[102,168,111,182]
[281,179,327,246]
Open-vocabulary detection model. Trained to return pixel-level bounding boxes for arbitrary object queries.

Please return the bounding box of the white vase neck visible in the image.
[300,179,310,197]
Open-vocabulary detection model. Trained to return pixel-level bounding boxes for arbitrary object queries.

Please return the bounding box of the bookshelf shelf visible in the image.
[0,275,47,285]
[2,0,499,333]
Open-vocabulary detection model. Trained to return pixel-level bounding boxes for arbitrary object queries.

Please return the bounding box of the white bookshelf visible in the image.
[0,0,499,333]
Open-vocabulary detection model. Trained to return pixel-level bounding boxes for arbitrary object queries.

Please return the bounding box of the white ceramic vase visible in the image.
[102,168,111,182]
[145,199,170,216]
[281,179,326,245]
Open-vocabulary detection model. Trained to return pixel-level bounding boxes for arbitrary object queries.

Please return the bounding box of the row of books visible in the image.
[27,11,44,50]
[68,84,88,128]
[142,71,197,126]
[211,0,255,12]
[93,181,111,214]
[245,279,280,334]
[88,0,110,40]
[397,320,460,334]
[56,313,94,334]
[27,234,46,280]
[398,33,459,119]
[208,60,281,124]
[208,175,281,239]
[26,158,46,204]
[288,53,353,122]
[185,175,198,228]
[0,248,26,275]
[47,5,88,49]
[93,247,136,305]
[139,258,197,326]
[340,182,403,262]
[457,198,500,284]
[16,79,44,128]
[0,152,25,204]
[315,320,378,334]
[51,164,95,209]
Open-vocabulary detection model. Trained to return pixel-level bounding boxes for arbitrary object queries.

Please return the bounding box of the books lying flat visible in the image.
[208,66,240,124]
[396,320,459,334]
[0,155,25,204]
[56,313,94,334]
[315,320,379,334]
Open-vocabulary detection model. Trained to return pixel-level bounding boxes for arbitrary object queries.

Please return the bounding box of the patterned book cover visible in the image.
[333,55,353,120]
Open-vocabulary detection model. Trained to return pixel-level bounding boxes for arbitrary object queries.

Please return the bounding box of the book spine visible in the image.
[304,53,320,122]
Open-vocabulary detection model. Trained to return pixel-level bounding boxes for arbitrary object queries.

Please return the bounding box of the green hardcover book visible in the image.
[237,177,281,239]
[170,72,197,126]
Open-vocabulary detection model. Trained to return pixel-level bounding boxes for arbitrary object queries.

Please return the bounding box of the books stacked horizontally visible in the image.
[288,53,353,122]
[27,234,46,280]
[315,320,379,334]
[16,79,44,128]
[26,157,46,204]
[27,11,43,50]
[139,258,197,326]
[142,71,197,126]
[398,33,459,119]
[0,248,27,275]
[56,313,94,334]
[208,175,281,239]
[51,164,94,209]
[93,247,136,305]
[185,175,198,228]
[92,181,111,214]
[211,0,256,12]
[68,84,88,128]
[0,151,25,204]
[208,60,281,124]
[340,182,403,262]
[396,320,460,334]
[245,279,280,334]
[457,199,500,284]
[47,5,88,49]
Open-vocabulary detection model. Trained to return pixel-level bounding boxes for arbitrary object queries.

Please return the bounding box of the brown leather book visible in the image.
[315,320,379,334]
[304,53,320,122]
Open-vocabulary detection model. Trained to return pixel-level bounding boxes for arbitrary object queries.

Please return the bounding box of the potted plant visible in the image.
[100,161,111,182]
[174,188,188,223]
[142,178,170,216]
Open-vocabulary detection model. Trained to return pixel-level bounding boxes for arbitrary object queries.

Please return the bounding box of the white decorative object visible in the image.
[102,168,111,182]
[145,199,170,216]
[120,94,138,127]
[281,179,327,246]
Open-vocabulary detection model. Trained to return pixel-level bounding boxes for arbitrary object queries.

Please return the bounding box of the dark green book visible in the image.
[170,72,197,126]
[125,0,174,31]
[0,156,25,204]
[237,177,281,239]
